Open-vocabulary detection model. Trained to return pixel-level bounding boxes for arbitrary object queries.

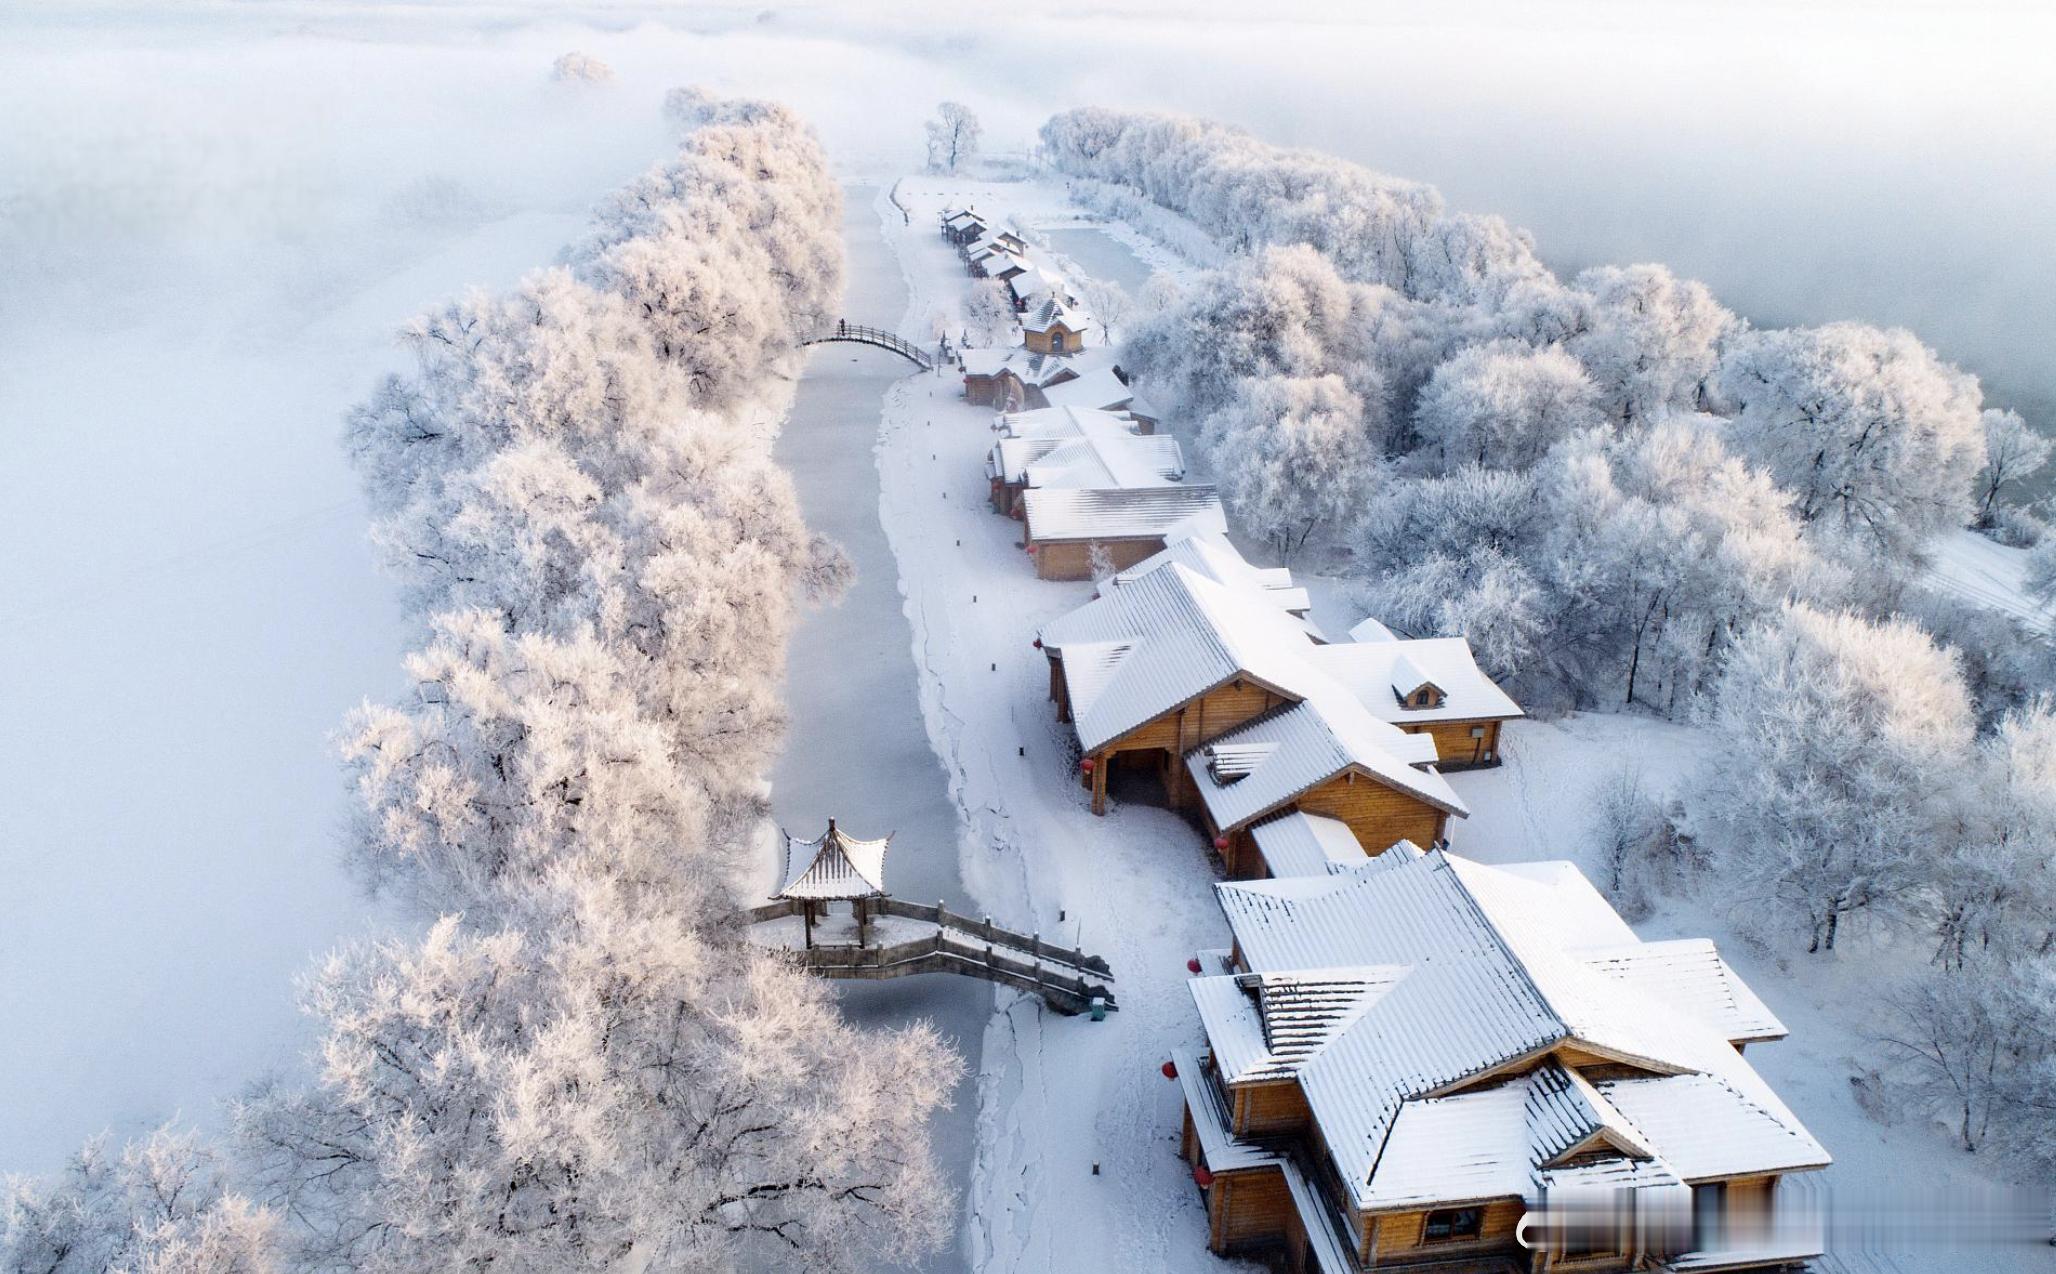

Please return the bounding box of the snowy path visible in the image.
[767,186,990,1274]
[873,179,1249,1273]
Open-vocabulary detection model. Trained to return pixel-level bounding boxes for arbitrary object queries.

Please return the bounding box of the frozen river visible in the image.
[768,187,986,1273]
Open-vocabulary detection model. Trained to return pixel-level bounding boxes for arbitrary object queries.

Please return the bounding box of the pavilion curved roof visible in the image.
[775,820,890,900]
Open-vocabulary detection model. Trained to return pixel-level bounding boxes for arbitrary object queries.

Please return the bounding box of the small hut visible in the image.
[774,818,891,948]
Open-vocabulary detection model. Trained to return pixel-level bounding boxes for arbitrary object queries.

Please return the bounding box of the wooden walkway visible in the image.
[801,321,935,370]
[747,896,1117,1016]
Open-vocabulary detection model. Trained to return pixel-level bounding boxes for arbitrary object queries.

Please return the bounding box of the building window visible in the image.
[1049,330,1066,352]
[1422,1207,1483,1243]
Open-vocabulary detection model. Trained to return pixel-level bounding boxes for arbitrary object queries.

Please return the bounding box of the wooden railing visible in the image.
[800,321,934,370]
[745,895,1117,1015]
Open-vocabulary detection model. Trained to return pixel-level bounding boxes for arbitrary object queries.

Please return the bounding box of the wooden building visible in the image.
[986,407,1185,518]
[1307,632,1524,770]
[1173,847,1827,1274]
[1022,297,1092,355]
[1035,563,1465,846]
[1183,693,1461,876]
[1022,488,1228,582]
[940,207,989,246]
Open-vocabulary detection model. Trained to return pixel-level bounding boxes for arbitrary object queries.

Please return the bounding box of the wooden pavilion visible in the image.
[774,818,891,949]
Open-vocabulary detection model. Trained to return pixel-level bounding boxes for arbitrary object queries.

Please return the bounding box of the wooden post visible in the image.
[1091,752,1109,816]
[858,896,870,948]
[802,900,815,951]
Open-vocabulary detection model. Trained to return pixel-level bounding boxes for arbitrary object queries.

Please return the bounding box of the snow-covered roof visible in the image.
[961,349,1011,376]
[1021,486,1226,547]
[1347,616,1396,643]
[1204,849,1829,1213]
[1017,415,1184,490]
[774,820,890,900]
[1183,691,1463,834]
[1249,811,1375,877]
[1308,636,1524,724]
[1022,296,1093,337]
[993,403,1133,441]
[1189,966,1404,1084]
[1111,529,1309,616]
[1039,562,1326,753]
[1576,939,1788,1043]
[1037,366,1135,414]
[1007,265,1074,306]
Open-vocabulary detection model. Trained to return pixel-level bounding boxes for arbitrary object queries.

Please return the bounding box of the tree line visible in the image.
[1042,107,2056,1183]
[2,91,957,1274]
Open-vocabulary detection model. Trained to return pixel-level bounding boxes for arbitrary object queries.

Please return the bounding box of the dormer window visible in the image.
[1205,743,1276,785]
[1393,680,1445,710]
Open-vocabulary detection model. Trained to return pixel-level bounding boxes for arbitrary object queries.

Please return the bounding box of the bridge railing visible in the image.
[874,896,1113,978]
[800,321,935,370]
[746,896,1111,980]
[801,928,1115,1011]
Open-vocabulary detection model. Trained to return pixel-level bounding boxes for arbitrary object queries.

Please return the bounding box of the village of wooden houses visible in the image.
[770,195,1838,1274]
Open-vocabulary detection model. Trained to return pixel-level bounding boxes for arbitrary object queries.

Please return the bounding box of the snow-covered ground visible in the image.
[1927,527,2050,634]
[873,174,2052,1274]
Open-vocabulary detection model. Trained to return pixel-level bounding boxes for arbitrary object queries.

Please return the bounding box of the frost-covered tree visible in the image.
[1686,603,1976,951]
[2024,535,2056,608]
[1078,277,1131,344]
[1566,264,1738,425]
[1930,700,2056,967]
[1878,955,2049,1153]
[551,51,614,84]
[345,267,729,523]
[1718,323,1987,560]
[1543,418,1821,711]
[1123,245,1370,421]
[1201,374,1381,559]
[1971,408,2051,528]
[924,102,980,175]
[0,1126,276,1274]
[240,891,958,1274]
[574,101,843,404]
[340,611,724,924]
[1039,108,1547,307]
[1354,466,1550,679]
[1411,342,1602,471]
[963,278,1015,347]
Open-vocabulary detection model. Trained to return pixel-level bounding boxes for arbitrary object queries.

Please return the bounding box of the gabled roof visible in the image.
[1036,366,1134,413]
[1038,563,1322,753]
[1576,939,1787,1044]
[1206,850,1828,1213]
[1020,415,1184,490]
[1308,636,1524,725]
[774,821,889,900]
[1249,811,1379,877]
[1189,966,1405,1083]
[1112,529,1310,617]
[1022,486,1226,547]
[1184,692,1463,834]
[1022,296,1093,336]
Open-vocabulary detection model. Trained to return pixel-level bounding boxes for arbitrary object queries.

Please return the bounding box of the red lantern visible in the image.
[1213,835,1230,851]
[1025,543,1037,554]
[1160,1059,1178,1080]
[1193,1164,1215,1189]
[1032,637,1043,649]
[1185,957,1203,974]
[1079,757,1096,773]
